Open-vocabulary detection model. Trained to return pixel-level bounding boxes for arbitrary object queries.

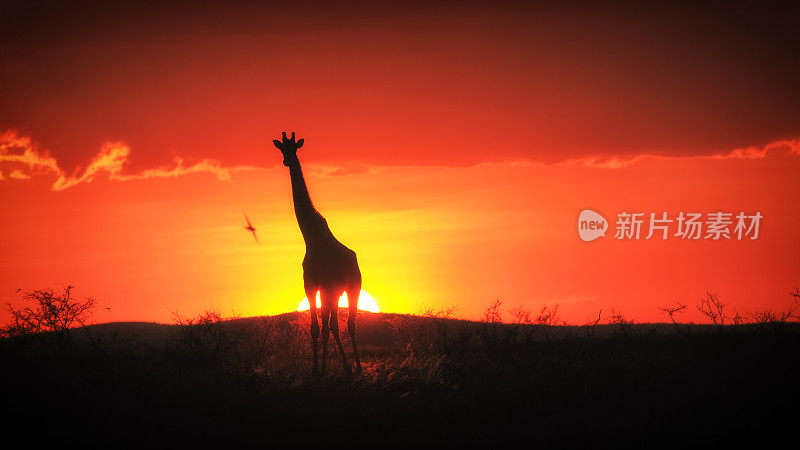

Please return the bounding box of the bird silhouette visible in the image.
[243,211,259,245]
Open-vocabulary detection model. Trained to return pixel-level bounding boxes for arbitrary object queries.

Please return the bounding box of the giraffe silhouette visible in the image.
[273,131,362,376]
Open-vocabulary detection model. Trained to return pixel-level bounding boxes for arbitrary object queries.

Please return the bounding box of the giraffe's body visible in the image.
[276,132,362,376]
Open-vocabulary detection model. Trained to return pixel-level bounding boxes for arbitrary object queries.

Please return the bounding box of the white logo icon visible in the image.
[578,209,608,242]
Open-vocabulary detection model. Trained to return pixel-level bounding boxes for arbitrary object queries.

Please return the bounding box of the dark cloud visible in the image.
[1,1,798,172]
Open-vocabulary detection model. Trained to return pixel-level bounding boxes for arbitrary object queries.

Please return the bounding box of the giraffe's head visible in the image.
[273,131,304,166]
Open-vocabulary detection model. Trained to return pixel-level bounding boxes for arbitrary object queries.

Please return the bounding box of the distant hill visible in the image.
[76,311,736,351]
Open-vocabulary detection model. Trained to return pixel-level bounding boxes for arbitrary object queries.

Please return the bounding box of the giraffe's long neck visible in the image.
[288,162,314,216]
[287,159,334,245]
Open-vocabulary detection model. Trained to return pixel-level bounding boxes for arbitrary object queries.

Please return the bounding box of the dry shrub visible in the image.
[3,285,94,351]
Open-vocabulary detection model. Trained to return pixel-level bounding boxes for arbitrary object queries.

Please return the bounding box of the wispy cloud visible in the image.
[307,164,387,177]
[8,169,31,180]
[1,130,233,191]
[711,139,800,160]
[561,138,800,169]
[0,130,60,174]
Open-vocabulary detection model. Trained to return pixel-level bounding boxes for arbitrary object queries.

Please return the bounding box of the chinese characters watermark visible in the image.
[579,209,762,242]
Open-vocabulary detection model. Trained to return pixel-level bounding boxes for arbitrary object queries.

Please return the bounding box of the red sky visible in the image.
[1,1,799,324]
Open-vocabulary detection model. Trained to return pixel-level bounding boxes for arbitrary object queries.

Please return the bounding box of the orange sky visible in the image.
[1,1,799,324]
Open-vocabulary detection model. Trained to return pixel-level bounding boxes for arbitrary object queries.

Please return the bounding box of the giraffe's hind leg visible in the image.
[346,285,362,374]
[324,289,352,377]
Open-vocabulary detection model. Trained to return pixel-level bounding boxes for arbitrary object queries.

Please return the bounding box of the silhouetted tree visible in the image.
[660,302,687,333]
[697,292,726,329]
[750,288,800,327]
[424,306,457,353]
[730,310,746,325]
[509,306,535,345]
[3,285,94,349]
[477,299,506,353]
[585,308,603,339]
[536,304,562,340]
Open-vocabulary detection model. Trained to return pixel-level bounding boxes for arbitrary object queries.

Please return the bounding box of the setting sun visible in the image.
[297,290,380,313]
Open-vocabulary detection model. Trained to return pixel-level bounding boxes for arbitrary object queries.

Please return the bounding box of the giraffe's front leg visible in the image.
[320,305,331,374]
[305,285,320,375]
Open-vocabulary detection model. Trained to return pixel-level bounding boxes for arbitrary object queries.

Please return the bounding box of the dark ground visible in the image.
[2,312,798,446]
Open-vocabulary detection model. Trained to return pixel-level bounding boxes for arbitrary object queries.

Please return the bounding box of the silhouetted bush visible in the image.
[749,288,800,329]
[3,284,94,351]
[608,309,636,338]
[697,291,726,329]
